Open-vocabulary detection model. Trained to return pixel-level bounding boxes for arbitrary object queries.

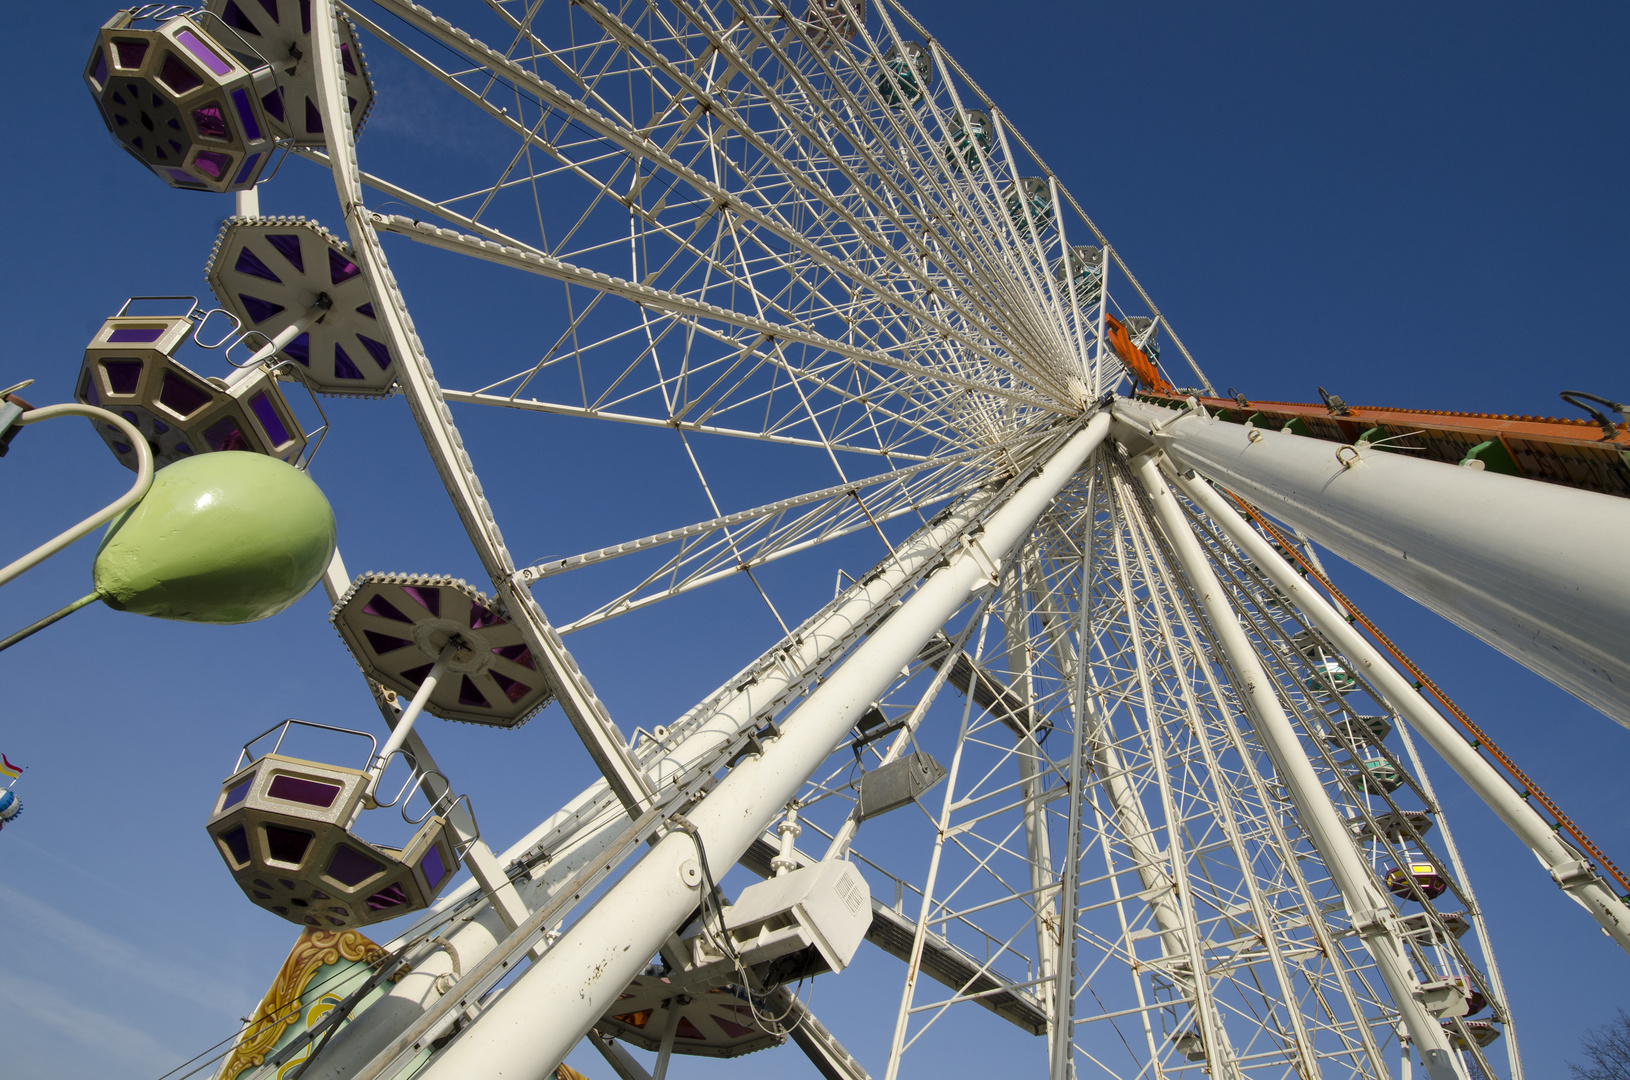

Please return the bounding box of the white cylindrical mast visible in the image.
[1125,446,1466,1080]
[1113,396,1630,728]
[1163,458,1630,952]
[414,415,1112,1080]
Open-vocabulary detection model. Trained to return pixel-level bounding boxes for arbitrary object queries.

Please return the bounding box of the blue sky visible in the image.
[2,1,1627,1078]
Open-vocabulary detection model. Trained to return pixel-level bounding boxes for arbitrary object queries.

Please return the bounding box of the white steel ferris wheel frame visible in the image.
[181,2,1630,1080]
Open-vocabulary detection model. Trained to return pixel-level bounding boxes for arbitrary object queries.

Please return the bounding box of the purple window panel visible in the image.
[169,118,181,129]
[223,1,261,35]
[231,88,262,141]
[311,889,330,900]
[347,95,357,114]
[108,326,165,343]
[234,246,281,283]
[277,878,297,890]
[304,96,323,135]
[111,440,134,455]
[91,50,108,87]
[238,293,286,324]
[365,883,409,911]
[267,233,304,271]
[328,248,361,284]
[398,662,434,687]
[167,168,206,187]
[219,825,251,864]
[253,890,271,900]
[158,371,213,416]
[469,601,504,630]
[257,0,279,19]
[158,53,203,94]
[282,331,310,365]
[121,411,140,426]
[115,115,129,126]
[327,845,384,887]
[332,344,364,380]
[489,670,532,704]
[78,370,99,406]
[300,0,311,34]
[194,150,232,180]
[355,334,392,370]
[233,153,261,187]
[192,103,228,140]
[268,774,341,808]
[112,90,127,105]
[113,39,149,69]
[362,594,412,623]
[132,135,145,149]
[220,777,253,810]
[326,917,346,927]
[401,586,440,615]
[420,845,449,889]
[340,42,358,75]
[261,87,285,123]
[168,139,183,152]
[204,416,249,452]
[356,302,375,319]
[151,419,170,434]
[490,642,535,671]
[176,442,194,456]
[176,29,232,75]
[457,676,490,708]
[249,391,292,446]
[363,630,413,655]
[155,146,169,161]
[264,824,314,865]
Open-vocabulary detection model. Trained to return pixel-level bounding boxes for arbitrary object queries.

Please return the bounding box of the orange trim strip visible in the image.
[1166,394,1630,450]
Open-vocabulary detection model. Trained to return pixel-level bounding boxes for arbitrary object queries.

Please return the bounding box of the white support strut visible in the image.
[302,473,1023,1080]
[1162,459,1630,953]
[1123,444,1466,1080]
[1113,396,1630,728]
[413,414,1112,1080]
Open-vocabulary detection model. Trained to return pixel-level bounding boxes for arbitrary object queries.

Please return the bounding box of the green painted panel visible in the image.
[93,452,336,623]
[1460,439,1521,476]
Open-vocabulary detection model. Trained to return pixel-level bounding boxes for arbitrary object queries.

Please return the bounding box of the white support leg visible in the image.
[413,415,1111,1080]
[1113,395,1630,727]
[1165,459,1630,953]
[1125,445,1467,1080]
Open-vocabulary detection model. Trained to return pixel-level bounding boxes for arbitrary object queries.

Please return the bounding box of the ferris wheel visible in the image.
[38,1,1630,1079]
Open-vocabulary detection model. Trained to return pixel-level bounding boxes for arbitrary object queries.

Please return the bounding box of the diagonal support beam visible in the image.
[413,413,1110,1080]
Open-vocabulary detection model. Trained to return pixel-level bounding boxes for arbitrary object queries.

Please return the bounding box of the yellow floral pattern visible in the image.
[218,928,387,1080]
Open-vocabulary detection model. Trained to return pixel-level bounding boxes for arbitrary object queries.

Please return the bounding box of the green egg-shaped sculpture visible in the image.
[92,452,336,623]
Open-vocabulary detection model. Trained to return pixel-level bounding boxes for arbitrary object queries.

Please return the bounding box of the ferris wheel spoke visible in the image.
[548,456,984,633]
[375,212,1060,415]
[359,0,1082,403]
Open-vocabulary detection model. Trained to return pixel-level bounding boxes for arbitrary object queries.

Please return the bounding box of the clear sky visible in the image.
[2,2,1627,1079]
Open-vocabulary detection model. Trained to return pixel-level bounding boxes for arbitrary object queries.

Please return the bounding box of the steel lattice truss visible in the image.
[165,1,1536,1079]
[769,452,1517,1080]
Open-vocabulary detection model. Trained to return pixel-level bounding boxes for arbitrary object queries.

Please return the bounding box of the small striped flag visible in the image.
[0,755,21,780]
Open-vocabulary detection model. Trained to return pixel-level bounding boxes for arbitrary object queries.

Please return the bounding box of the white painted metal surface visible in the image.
[1115,396,1630,727]
[414,417,1111,1080]
[1164,458,1630,952]
[1128,448,1466,1080]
